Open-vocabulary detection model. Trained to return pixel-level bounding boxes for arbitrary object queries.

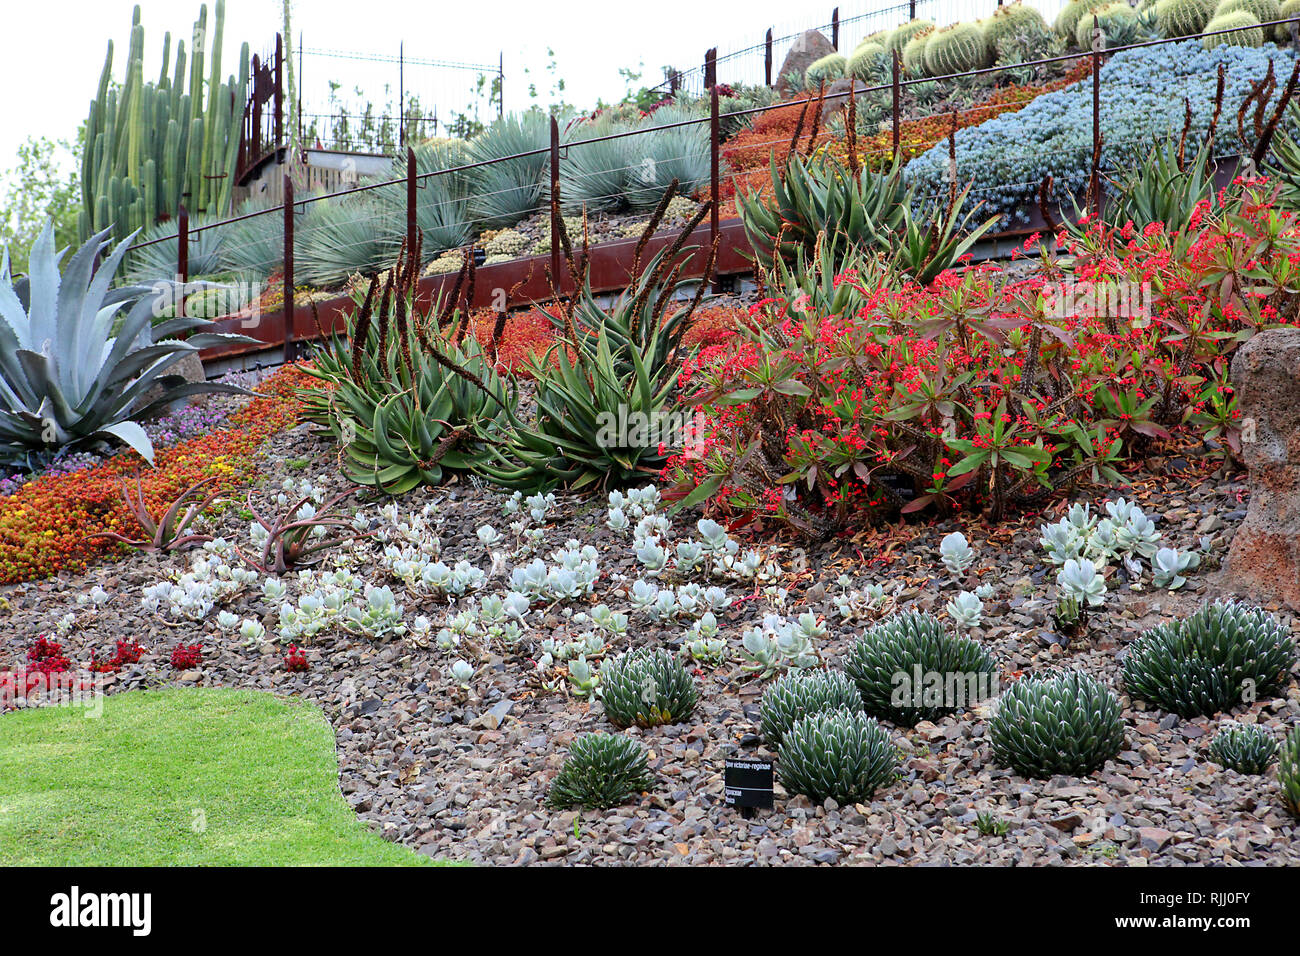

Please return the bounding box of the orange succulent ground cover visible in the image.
[0,365,312,585]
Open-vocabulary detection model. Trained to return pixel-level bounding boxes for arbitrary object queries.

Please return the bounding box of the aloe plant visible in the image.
[0,225,251,469]
[84,473,220,552]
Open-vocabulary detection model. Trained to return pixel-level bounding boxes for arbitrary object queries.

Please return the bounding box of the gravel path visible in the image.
[3,411,1297,867]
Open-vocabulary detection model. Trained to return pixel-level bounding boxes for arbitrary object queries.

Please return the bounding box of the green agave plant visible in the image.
[777,710,898,805]
[302,272,511,495]
[990,670,1125,778]
[1281,724,1300,817]
[1208,723,1279,775]
[0,225,250,469]
[478,323,677,492]
[547,733,655,810]
[600,647,698,728]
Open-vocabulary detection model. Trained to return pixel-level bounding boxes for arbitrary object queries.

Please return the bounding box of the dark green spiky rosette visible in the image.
[600,648,698,729]
[547,733,655,810]
[760,669,863,746]
[990,671,1125,779]
[843,610,998,725]
[1122,601,1295,718]
[1280,725,1300,818]
[1208,723,1278,775]
[777,710,898,805]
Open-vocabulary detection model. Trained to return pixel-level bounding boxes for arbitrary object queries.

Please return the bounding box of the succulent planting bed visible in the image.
[4,394,1297,867]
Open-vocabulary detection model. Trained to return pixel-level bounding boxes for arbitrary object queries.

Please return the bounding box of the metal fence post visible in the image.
[1090,14,1101,219]
[498,52,505,118]
[765,29,773,87]
[177,204,189,319]
[710,85,720,293]
[406,145,417,255]
[549,116,561,297]
[283,174,295,363]
[704,47,717,88]
[832,7,840,50]
[892,49,901,160]
[399,41,405,147]
[908,0,916,20]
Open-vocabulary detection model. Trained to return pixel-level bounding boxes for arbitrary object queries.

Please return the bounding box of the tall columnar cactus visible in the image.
[983,2,1051,48]
[1158,0,1217,36]
[1203,10,1268,46]
[885,18,935,53]
[80,2,250,245]
[924,23,994,76]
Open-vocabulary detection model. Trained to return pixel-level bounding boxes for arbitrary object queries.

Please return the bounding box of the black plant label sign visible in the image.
[724,758,774,811]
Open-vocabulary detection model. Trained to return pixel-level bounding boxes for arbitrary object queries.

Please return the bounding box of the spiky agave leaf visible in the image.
[0,224,253,468]
[1209,723,1279,775]
[1281,725,1300,817]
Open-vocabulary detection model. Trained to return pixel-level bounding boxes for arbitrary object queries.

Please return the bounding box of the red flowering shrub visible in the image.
[283,644,309,672]
[0,365,309,584]
[666,180,1299,532]
[90,639,146,673]
[170,643,203,669]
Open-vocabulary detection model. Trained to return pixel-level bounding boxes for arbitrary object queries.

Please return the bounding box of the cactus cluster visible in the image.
[777,710,898,805]
[1209,723,1279,774]
[1281,724,1300,817]
[924,22,994,76]
[1203,9,1268,46]
[805,52,847,87]
[1216,0,1282,28]
[983,2,1052,48]
[1122,601,1295,718]
[81,2,249,245]
[547,733,655,809]
[1056,0,1109,39]
[990,671,1125,778]
[885,18,935,53]
[760,669,863,745]
[1281,0,1300,41]
[600,647,698,728]
[848,42,888,82]
[1158,0,1217,37]
[1075,2,1143,49]
[843,610,998,725]
[902,26,936,76]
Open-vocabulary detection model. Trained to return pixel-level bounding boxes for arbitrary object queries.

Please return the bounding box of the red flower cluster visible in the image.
[283,644,309,672]
[169,643,203,669]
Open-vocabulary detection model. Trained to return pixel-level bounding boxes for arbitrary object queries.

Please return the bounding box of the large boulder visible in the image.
[1222,328,1300,610]
[775,30,838,94]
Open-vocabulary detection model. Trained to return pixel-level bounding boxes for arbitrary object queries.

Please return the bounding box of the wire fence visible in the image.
[126,13,1300,361]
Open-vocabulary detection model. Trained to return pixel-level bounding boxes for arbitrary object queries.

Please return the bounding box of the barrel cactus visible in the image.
[1281,724,1300,817]
[1056,0,1109,39]
[1279,0,1300,40]
[1204,8,1268,44]
[901,27,935,76]
[984,1,1052,47]
[600,647,698,728]
[777,710,898,804]
[1075,2,1142,48]
[990,671,1125,778]
[805,52,847,87]
[848,42,887,81]
[885,18,934,53]
[1209,723,1279,774]
[1122,601,1295,718]
[924,23,993,76]
[547,733,655,809]
[1215,0,1282,29]
[760,669,863,746]
[843,610,998,725]
[1158,0,1217,36]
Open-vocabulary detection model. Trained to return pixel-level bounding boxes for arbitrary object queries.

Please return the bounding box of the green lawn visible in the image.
[0,687,436,866]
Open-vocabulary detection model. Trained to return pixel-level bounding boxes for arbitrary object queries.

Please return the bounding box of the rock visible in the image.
[1222,329,1300,609]
[774,30,837,94]
[1137,827,1173,852]
[137,350,208,414]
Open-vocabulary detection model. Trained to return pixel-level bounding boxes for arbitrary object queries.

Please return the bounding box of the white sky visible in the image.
[0,0,830,176]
